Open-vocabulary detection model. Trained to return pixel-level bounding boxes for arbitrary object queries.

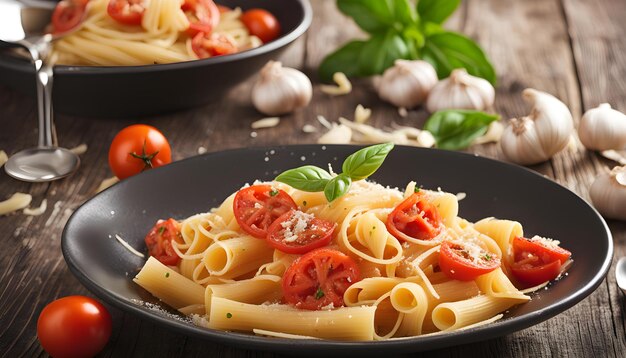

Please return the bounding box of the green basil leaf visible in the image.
[417,0,461,24]
[275,165,332,192]
[342,143,394,180]
[394,0,419,27]
[324,174,352,202]
[358,31,410,76]
[422,31,496,85]
[319,40,367,82]
[424,110,500,150]
[337,0,394,33]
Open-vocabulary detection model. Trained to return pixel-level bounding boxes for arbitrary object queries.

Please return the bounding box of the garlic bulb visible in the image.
[377,60,438,108]
[252,61,312,116]
[501,89,574,165]
[590,166,626,221]
[426,68,495,112]
[578,103,626,151]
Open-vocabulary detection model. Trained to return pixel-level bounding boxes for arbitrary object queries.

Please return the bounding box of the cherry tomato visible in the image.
[145,218,183,265]
[386,192,443,242]
[37,296,112,358]
[266,210,336,254]
[282,248,361,310]
[182,0,220,37]
[233,185,297,239]
[108,124,172,180]
[240,8,281,43]
[51,0,88,34]
[438,241,500,281]
[510,236,572,287]
[191,32,238,58]
[107,0,146,25]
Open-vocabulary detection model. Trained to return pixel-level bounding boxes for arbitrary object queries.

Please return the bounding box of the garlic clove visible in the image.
[501,88,573,165]
[590,165,626,221]
[578,103,626,151]
[377,60,438,109]
[426,68,495,113]
[252,61,312,116]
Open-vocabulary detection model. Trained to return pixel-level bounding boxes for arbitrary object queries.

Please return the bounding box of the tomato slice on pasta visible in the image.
[510,236,572,287]
[182,0,220,37]
[144,218,183,266]
[191,32,238,58]
[51,0,88,34]
[282,248,361,310]
[240,8,281,43]
[386,192,443,242]
[266,210,336,254]
[107,0,146,26]
[438,241,500,281]
[233,185,297,239]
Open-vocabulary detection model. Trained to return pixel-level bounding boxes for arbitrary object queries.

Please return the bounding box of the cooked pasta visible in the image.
[133,146,572,341]
[50,0,266,66]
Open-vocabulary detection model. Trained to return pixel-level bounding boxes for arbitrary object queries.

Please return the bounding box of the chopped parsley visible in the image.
[165,272,170,278]
[315,287,325,300]
[269,189,279,197]
[414,186,421,193]
[483,254,492,261]
[226,312,233,318]
[158,226,166,235]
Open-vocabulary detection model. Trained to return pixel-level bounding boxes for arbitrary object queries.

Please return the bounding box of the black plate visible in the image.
[61,145,613,355]
[0,0,311,118]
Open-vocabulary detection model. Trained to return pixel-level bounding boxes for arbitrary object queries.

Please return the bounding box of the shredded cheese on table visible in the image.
[320,72,352,96]
[0,150,8,167]
[0,193,32,216]
[251,117,280,129]
[69,143,88,155]
[96,176,120,193]
[23,199,48,216]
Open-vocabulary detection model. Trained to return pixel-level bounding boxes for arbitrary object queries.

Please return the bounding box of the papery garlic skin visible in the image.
[590,166,626,221]
[501,89,574,165]
[377,60,438,108]
[578,103,626,151]
[426,68,495,112]
[252,61,312,116]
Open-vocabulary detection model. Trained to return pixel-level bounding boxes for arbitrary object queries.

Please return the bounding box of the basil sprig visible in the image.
[424,110,499,150]
[319,0,496,85]
[276,143,394,202]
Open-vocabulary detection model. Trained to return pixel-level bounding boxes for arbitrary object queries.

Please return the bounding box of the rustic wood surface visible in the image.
[1,0,625,356]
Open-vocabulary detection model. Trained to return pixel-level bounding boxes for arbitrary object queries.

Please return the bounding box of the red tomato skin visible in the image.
[233,185,297,239]
[282,248,361,310]
[438,241,501,281]
[182,0,220,37]
[266,210,336,254]
[510,260,562,287]
[509,236,571,287]
[191,32,238,58]
[512,236,571,264]
[107,0,146,25]
[386,192,443,242]
[51,0,88,34]
[240,8,281,43]
[108,124,172,180]
[145,218,183,265]
[37,296,112,358]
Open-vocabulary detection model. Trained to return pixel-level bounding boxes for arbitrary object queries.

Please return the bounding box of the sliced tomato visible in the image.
[233,185,297,239]
[282,248,360,310]
[145,218,183,265]
[182,0,220,37]
[266,210,336,254]
[191,32,238,58]
[51,0,88,34]
[240,8,281,43]
[439,240,500,281]
[107,0,146,25]
[386,192,443,242]
[510,236,572,287]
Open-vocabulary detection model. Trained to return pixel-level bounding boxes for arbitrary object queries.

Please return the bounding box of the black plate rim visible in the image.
[61,144,614,353]
[3,0,312,76]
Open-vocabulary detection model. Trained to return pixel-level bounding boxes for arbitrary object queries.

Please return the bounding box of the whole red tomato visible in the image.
[37,296,112,358]
[108,124,172,179]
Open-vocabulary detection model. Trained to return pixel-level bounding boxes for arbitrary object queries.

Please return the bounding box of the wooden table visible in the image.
[1,0,625,356]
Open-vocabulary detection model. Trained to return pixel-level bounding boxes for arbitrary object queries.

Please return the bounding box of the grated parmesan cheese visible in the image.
[529,235,561,249]
[96,176,120,193]
[281,210,314,243]
[317,124,352,144]
[23,199,47,216]
[320,72,352,96]
[0,193,32,216]
[302,124,318,133]
[317,115,333,129]
[354,104,371,123]
[197,146,207,154]
[251,117,280,129]
[0,150,8,167]
[115,234,145,258]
